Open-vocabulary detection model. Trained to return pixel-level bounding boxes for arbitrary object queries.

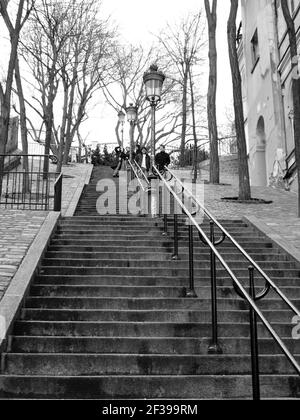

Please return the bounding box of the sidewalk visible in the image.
[61,163,93,216]
[174,168,300,253]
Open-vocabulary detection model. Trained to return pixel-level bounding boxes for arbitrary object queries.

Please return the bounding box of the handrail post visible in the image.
[249,266,261,401]
[186,223,197,298]
[54,173,63,212]
[162,183,168,236]
[162,214,168,237]
[208,221,223,355]
[172,214,179,260]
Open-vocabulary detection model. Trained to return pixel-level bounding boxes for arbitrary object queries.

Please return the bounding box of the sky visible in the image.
[0,0,235,148]
[89,0,234,147]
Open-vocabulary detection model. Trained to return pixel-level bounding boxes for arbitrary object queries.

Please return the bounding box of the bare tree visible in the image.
[60,6,115,166]
[14,57,30,192]
[0,0,34,192]
[281,0,300,217]
[158,12,206,166]
[21,0,114,172]
[101,44,153,147]
[227,0,251,200]
[204,0,220,184]
[22,0,78,174]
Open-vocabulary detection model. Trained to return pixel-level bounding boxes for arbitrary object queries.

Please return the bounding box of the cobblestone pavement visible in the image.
[0,211,47,301]
[174,168,300,252]
[0,163,92,302]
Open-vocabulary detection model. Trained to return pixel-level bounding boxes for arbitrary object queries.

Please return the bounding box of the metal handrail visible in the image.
[153,163,300,400]
[166,166,300,318]
[133,160,150,185]
[128,160,150,193]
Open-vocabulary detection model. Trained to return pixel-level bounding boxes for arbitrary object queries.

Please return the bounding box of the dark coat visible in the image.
[155,151,171,171]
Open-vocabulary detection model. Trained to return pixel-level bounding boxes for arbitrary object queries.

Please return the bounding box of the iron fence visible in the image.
[0,154,62,211]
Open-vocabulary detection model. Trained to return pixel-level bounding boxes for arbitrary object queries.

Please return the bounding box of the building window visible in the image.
[251,29,260,72]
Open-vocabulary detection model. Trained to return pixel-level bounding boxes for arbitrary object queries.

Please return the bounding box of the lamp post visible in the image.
[126,103,138,162]
[118,110,125,149]
[143,64,166,177]
[143,64,165,217]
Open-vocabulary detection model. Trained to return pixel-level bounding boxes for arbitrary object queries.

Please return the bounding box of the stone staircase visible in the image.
[0,166,299,399]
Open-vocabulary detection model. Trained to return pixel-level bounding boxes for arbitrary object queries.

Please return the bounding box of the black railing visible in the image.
[0,154,62,211]
[153,164,300,400]
[54,173,63,212]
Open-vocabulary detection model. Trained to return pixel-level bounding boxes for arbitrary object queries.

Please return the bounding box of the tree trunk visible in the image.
[0,33,21,194]
[43,91,55,176]
[57,82,69,173]
[44,62,58,176]
[0,0,27,194]
[0,104,10,196]
[63,73,77,165]
[180,63,189,167]
[227,0,251,200]
[189,66,199,183]
[43,107,54,177]
[205,0,220,184]
[115,121,122,147]
[15,56,30,193]
[281,0,300,217]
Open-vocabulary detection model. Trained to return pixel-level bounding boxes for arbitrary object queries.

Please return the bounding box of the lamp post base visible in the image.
[208,343,223,355]
[185,288,198,299]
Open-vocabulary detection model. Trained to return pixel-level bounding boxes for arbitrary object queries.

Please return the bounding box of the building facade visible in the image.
[239,0,300,190]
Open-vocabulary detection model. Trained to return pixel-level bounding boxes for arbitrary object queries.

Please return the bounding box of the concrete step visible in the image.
[60,221,248,229]
[56,226,254,235]
[40,258,297,270]
[45,251,287,263]
[21,308,296,324]
[62,217,246,225]
[30,285,186,299]
[46,245,283,257]
[34,275,300,287]
[24,296,298,310]
[29,285,300,300]
[50,239,275,248]
[38,266,300,278]
[12,321,295,338]
[52,232,267,240]
[4,354,300,376]
[0,375,299,399]
[10,336,300,355]
[47,246,174,254]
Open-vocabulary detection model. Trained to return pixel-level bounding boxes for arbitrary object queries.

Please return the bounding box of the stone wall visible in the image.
[200,155,239,176]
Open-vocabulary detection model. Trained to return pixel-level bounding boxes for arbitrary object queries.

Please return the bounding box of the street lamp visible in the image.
[126,103,138,162]
[118,110,125,148]
[143,64,166,176]
[143,64,165,218]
